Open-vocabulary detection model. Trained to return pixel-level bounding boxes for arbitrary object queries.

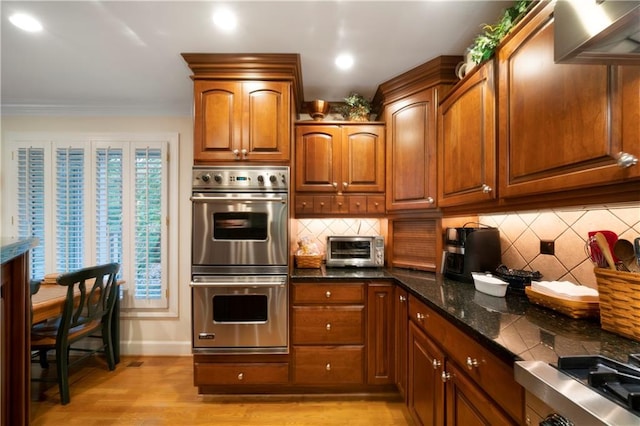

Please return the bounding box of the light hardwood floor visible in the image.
[31,356,413,425]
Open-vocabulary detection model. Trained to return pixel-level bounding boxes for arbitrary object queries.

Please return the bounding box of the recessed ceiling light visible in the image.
[9,13,43,32]
[335,53,354,70]
[213,8,237,32]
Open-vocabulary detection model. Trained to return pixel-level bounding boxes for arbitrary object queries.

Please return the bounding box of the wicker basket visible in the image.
[594,267,640,342]
[524,286,600,319]
[295,254,323,269]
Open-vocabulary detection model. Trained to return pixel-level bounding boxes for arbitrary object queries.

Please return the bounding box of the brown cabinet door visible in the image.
[395,287,408,400]
[385,88,438,211]
[342,125,385,193]
[438,61,496,207]
[242,81,291,162]
[408,321,445,426]
[193,80,242,162]
[497,3,639,197]
[193,80,290,163]
[295,125,342,192]
[366,282,394,385]
[445,362,517,426]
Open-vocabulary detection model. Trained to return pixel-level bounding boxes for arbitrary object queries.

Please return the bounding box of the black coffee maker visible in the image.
[443,224,501,283]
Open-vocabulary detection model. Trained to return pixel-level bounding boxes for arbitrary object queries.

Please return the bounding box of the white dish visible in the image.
[471,272,508,297]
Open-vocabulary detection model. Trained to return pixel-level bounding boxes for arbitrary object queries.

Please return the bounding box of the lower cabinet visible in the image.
[407,295,524,425]
[394,286,408,400]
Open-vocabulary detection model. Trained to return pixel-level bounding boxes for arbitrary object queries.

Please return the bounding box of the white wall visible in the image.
[1,115,194,356]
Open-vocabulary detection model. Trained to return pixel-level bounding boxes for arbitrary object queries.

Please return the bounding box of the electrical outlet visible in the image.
[540,240,555,255]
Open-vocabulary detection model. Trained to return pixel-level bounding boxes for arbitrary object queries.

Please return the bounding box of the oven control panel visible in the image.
[193,166,289,191]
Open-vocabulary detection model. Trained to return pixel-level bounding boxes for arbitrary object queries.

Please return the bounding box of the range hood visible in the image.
[554,0,640,65]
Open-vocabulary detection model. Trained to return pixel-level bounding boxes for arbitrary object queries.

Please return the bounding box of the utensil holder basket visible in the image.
[594,267,640,342]
[295,254,323,269]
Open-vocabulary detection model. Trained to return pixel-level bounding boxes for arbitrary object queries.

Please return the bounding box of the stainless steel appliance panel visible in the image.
[191,192,288,267]
[191,275,288,353]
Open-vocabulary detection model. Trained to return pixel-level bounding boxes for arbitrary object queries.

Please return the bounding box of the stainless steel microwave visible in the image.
[325,236,384,268]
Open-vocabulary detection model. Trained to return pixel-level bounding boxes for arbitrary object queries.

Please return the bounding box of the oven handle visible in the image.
[190,280,286,287]
[190,196,285,203]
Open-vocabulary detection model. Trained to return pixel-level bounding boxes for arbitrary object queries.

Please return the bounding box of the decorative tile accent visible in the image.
[480,203,640,287]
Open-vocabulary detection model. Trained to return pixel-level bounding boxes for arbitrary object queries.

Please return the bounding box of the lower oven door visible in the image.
[191,275,288,354]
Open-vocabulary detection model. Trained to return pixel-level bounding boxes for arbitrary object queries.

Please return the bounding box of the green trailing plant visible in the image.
[468,0,531,64]
[338,92,371,121]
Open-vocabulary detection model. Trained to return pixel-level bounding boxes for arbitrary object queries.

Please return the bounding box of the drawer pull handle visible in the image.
[237,372,244,381]
[481,184,492,193]
[416,312,426,321]
[426,196,434,204]
[326,323,331,331]
[399,295,406,302]
[432,359,441,369]
[617,151,638,168]
[325,291,331,298]
[326,363,331,371]
[466,357,479,369]
[441,371,451,382]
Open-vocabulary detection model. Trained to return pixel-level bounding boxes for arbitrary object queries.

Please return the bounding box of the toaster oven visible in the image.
[325,236,384,268]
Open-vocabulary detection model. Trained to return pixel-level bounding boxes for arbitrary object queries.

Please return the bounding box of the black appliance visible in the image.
[443,225,501,283]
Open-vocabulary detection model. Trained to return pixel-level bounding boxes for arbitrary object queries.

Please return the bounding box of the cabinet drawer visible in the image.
[366,196,385,214]
[349,196,368,214]
[194,362,289,386]
[292,282,365,304]
[295,195,315,214]
[408,295,523,422]
[292,306,364,344]
[293,346,364,384]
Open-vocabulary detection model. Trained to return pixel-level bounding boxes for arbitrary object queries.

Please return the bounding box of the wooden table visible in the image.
[31,282,122,363]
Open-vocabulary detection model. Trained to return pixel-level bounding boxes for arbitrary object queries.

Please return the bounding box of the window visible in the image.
[3,133,179,317]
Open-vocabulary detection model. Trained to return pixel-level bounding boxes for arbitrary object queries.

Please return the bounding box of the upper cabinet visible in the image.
[193,80,291,162]
[182,53,304,164]
[376,56,460,212]
[496,2,640,198]
[294,122,385,216]
[437,60,496,207]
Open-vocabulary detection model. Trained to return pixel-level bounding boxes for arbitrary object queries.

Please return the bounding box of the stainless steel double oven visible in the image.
[190,166,289,354]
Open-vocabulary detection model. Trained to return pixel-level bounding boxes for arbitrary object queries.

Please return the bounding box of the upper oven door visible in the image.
[191,192,288,267]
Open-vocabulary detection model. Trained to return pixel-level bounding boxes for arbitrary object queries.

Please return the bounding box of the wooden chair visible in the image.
[31,262,120,404]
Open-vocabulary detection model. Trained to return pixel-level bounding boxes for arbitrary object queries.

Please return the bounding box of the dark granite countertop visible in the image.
[0,237,39,265]
[291,266,640,366]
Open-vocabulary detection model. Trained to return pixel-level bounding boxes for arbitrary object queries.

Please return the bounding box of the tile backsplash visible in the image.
[480,203,640,289]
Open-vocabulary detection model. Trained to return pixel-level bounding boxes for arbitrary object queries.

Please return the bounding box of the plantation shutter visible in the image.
[95,147,124,268]
[16,147,46,279]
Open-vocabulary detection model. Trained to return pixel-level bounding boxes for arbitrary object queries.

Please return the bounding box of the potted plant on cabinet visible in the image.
[338,92,371,122]
[468,0,531,66]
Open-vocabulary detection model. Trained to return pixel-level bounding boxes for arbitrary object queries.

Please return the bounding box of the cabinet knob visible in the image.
[326,363,331,371]
[326,323,331,331]
[302,202,307,207]
[374,202,379,207]
[399,295,406,302]
[466,357,479,369]
[232,149,240,159]
[343,182,348,189]
[481,184,492,193]
[426,196,434,204]
[320,202,325,207]
[441,371,451,382]
[432,359,441,369]
[332,182,338,189]
[241,148,248,159]
[617,151,638,168]
[416,312,427,321]
[325,291,331,298]
[237,372,244,381]
[356,202,361,207]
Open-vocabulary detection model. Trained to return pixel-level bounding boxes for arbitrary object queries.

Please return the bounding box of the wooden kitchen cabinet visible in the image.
[497,2,640,198]
[193,80,291,163]
[291,282,366,385]
[407,295,524,425]
[394,286,408,400]
[438,60,496,207]
[384,88,439,211]
[367,282,394,385]
[294,122,385,216]
[408,321,445,426]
